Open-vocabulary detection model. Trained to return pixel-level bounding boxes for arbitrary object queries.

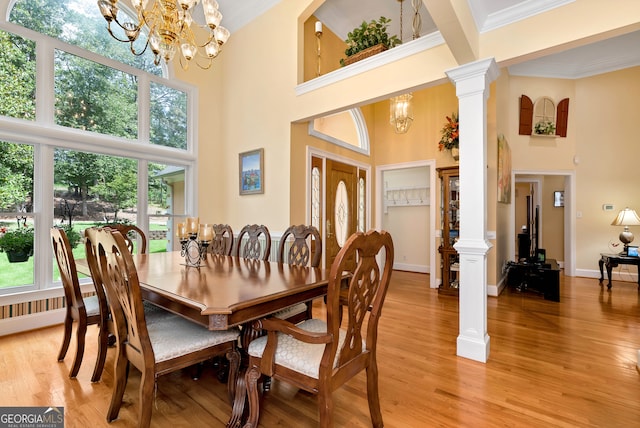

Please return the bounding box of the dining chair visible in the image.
[83,227,175,382]
[105,223,147,254]
[243,229,394,428]
[93,227,241,428]
[272,224,322,323]
[210,223,234,256]
[52,227,109,382]
[235,224,271,261]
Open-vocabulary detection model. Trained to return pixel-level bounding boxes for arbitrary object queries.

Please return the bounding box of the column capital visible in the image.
[445,57,500,96]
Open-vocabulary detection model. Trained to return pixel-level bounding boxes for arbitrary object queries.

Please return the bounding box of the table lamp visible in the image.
[611,207,640,254]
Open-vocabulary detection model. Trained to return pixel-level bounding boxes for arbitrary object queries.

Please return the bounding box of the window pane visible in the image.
[0,30,36,120]
[10,0,160,75]
[0,142,34,289]
[150,83,187,149]
[0,142,33,213]
[54,149,138,226]
[148,163,185,253]
[55,50,138,139]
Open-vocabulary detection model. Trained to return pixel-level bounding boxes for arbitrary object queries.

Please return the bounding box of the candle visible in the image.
[315,21,322,34]
[186,217,199,234]
[199,224,213,242]
[176,223,187,239]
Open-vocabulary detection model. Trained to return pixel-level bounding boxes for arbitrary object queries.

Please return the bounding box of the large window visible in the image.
[0,1,196,294]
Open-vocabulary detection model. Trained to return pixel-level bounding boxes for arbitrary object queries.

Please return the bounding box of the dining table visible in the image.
[75,250,332,427]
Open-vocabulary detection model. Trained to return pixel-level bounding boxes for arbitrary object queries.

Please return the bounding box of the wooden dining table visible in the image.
[75,250,332,426]
[75,251,330,330]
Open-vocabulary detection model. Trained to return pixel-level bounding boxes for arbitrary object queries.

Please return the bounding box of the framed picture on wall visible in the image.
[554,191,564,207]
[239,148,264,195]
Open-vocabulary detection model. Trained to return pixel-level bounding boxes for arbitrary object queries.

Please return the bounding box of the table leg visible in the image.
[227,322,266,427]
[606,261,614,290]
[599,258,605,283]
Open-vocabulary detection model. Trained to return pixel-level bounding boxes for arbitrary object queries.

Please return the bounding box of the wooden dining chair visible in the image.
[93,227,241,428]
[244,230,394,428]
[210,223,234,256]
[272,224,322,323]
[235,224,271,261]
[105,223,147,254]
[52,227,110,382]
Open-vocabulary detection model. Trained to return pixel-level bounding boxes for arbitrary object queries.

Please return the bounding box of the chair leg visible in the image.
[57,314,73,361]
[366,361,383,428]
[138,369,155,428]
[69,320,87,378]
[243,366,262,428]
[106,352,128,422]
[317,388,334,428]
[91,322,110,382]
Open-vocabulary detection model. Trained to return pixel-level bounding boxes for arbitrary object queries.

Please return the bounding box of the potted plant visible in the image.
[534,120,556,135]
[438,112,460,160]
[340,16,401,66]
[0,225,34,262]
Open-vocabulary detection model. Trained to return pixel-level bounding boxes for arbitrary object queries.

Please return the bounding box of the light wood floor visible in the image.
[1,271,639,427]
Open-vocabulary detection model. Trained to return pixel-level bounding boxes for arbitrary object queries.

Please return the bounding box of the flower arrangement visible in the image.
[534,120,556,135]
[0,225,34,255]
[340,17,401,66]
[438,113,459,152]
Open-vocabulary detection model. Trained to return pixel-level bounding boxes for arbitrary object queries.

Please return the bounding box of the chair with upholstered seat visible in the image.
[93,227,241,428]
[235,224,271,261]
[105,223,147,254]
[210,224,234,256]
[83,227,175,382]
[243,230,394,428]
[272,224,322,323]
[52,227,109,382]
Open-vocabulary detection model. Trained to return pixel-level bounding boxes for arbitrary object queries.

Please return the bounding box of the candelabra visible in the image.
[177,218,213,268]
[179,233,210,268]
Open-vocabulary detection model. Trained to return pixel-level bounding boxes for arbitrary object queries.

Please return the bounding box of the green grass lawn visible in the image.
[0,222,168,289]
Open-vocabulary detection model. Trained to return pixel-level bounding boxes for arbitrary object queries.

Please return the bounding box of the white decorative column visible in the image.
[445,58,500,363]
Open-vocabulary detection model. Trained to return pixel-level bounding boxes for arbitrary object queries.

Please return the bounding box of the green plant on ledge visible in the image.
[340,16,401,66]
[534,120,556,135]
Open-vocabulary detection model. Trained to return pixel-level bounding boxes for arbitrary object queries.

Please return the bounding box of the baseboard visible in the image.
[576,267,638,283]
[0,309,65,337]
[393,263,429,273]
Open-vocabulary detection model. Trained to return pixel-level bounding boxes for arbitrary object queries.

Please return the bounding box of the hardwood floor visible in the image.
[1,271,639,427]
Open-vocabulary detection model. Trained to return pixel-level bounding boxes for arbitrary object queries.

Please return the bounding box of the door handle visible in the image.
[326,220,333,238]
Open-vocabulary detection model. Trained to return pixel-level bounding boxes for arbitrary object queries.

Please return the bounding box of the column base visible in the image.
[457,334,490,363]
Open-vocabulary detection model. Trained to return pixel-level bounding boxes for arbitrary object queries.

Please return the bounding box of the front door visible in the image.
[325,159,358,269]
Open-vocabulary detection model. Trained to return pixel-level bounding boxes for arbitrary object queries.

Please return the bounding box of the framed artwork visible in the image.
[554,191,564,207]
[497,134,512,203]
[239,148,264,195]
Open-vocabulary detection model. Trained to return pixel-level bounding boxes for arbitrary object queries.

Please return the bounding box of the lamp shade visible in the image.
[611,207,640,226]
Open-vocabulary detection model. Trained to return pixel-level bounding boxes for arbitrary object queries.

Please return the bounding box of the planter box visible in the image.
[6,250,30,263]
[342,44,387,66]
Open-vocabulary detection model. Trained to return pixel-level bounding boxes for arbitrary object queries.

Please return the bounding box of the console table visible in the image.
[598,253,640,290]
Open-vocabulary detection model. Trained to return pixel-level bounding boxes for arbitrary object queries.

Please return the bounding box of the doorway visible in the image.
[376,160,437,288]
[513,172,574,274]
[308,149,370,269]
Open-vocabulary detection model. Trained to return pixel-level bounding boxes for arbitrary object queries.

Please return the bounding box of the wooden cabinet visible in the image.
[437,166,460,295]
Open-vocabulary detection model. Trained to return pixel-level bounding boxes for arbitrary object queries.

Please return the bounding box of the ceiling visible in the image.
[215,0,640,79]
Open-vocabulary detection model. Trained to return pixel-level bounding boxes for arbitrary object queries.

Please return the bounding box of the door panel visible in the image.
[326,159,357,269]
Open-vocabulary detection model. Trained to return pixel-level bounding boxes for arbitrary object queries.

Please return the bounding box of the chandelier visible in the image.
[390,93,414,134]
[97,0,230,70]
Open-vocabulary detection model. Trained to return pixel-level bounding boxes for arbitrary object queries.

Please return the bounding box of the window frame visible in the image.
[0,18,199,299]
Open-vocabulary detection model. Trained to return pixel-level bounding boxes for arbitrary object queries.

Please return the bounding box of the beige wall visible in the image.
[502,66,640,273]
[170,0,640,282]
